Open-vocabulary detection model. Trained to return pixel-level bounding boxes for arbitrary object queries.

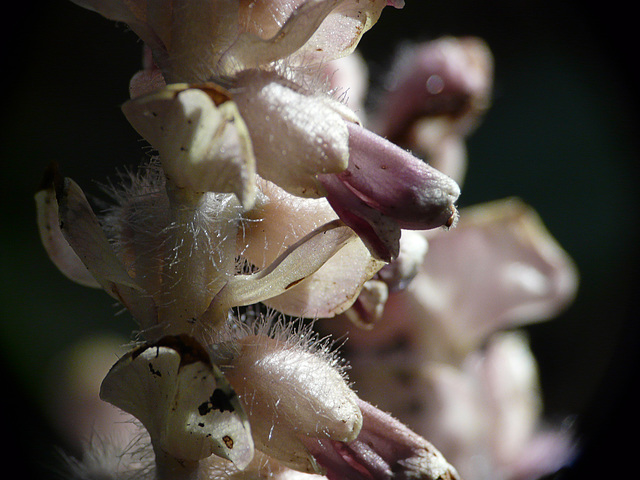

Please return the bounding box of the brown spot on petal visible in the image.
[191,82,232,106]
[285,277,307,290]
[444,206,459,229]
[223,435,234,449]
[198,388,235,415]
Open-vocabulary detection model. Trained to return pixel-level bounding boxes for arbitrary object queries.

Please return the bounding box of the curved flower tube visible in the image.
[317,123,460,261]
[306,398,460,480]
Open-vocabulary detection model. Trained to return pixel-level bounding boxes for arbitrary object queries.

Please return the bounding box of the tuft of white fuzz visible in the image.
[63,427,155,480]
[219,314,361,474]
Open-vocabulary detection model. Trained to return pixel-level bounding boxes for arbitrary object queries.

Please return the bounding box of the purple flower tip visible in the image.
[318,124,460,261]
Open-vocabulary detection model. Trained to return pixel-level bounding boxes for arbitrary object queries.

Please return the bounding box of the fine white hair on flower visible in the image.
[100,159,244,274]
[213,310,361,474]
[63,423,155,480]
[214,309,348,376]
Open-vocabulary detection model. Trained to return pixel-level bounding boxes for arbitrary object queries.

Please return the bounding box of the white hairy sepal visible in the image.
[122,83,257,210]
[223,333,362,473]
[100,335,254,469]
[102,165,244,330]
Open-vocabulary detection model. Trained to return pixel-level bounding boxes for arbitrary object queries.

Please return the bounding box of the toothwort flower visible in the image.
[36,2,471,480]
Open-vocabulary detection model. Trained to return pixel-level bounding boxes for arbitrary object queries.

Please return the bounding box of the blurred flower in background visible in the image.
[1,1,639,479]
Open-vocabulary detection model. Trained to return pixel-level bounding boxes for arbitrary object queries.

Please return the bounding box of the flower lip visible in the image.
[317,123,460,261]
[305,398,460,480]
[321,123,460,229]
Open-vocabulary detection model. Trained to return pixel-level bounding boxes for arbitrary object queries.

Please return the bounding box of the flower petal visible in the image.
[225,0,397,71]
[51,171,157,329]
[376,230,429,292]
[122,83,257,209]
[306,399,460,480]
[223,332,362,473]
[318,124,460,260]
[289,0,395,65]
[332,123,461,229]
[213,219,356,312]
[100,335,254,468]
[406,198,578,357]
[480,333,542,469]
[240,178,384,319]
[35,166,100,288]
[341,279,389,328]
[233,71,350,197]
[221,0,340,72]
[264,235,384,319]
[317,173,402,261]
[342,230,428,325]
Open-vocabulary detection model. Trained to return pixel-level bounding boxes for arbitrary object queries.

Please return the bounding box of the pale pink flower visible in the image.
[326,199,579,480]
[371,36,494,185]
[71,0,460,259]
[418,333,576,480]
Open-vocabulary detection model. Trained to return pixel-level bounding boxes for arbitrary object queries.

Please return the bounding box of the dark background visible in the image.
[2,1,638,478]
